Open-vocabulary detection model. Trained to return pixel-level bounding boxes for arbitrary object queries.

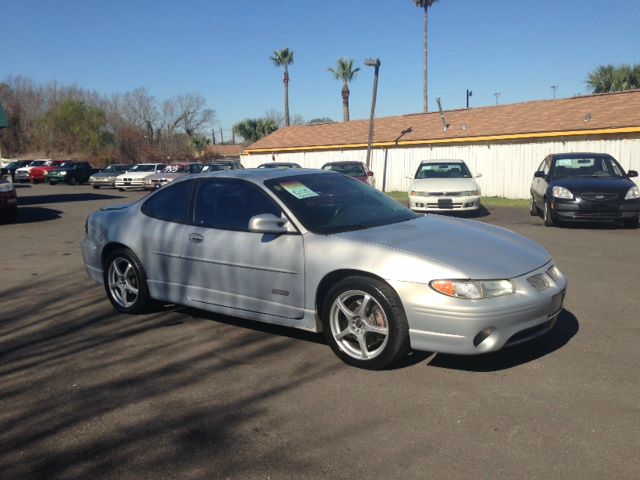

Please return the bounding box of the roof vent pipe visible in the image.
[436,98,449,132]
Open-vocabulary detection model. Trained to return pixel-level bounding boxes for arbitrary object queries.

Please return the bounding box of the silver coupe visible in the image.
[82,169,567,369]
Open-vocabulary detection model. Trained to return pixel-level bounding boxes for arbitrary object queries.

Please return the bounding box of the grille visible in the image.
[527,273,550,292]
[580,192,618,201]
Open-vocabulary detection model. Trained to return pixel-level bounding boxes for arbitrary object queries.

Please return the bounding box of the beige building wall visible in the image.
[242,136,640,198]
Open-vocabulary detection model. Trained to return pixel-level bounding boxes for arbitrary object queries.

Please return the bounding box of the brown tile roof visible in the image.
[205,144,244,156]
[246,90,640,153]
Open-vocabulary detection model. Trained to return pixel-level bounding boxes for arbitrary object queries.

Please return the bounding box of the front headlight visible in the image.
[0,182,15,193]
[430,279,514,299]
[625,186,640,200]
[410,190,428,196]
[459,190,480,196]
[552,186,573,199]
[60,171,67,176]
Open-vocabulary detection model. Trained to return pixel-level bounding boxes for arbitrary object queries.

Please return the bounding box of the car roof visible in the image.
[550,152,613,159]
[195,167,332,183]
[419,159,465,164]
[323,161,364,165]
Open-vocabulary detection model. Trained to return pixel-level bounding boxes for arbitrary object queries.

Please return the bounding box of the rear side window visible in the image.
[193,179,282,231]
[141,180,193,223]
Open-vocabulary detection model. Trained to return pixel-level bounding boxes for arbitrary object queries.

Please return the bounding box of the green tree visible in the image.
[328,58,360,122]
[40,99,110,155]
[413,0,439,112]
[587,64,640,93]
[270,48,295,127]
[233,118,278,144]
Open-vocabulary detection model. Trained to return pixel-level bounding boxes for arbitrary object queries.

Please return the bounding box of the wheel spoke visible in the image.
[336,297,356,320]
[113,260,126,277]
[335,327,352,340]
[364,324,388,336]
[124,282,138,295]
[124,264,133,278]
[358,294,372,319]
[357,335,369,359]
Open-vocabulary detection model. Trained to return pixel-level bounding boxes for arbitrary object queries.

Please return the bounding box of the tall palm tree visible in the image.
[270,48,295,127]
[413,0,439,112]
[328,58,360,122]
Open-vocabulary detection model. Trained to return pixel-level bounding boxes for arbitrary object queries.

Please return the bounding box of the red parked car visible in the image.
[29,160,70,183]
[321,161,375,187]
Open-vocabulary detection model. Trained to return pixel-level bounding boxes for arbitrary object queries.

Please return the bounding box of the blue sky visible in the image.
[3,0,639,136]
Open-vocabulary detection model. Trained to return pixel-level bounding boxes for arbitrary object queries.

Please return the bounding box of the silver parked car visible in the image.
[82,169,567,369]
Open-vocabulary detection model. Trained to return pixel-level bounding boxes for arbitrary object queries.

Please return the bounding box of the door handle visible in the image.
[188,233,204,244]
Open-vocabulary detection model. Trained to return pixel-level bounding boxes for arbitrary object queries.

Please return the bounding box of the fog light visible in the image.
[473,327,495,347]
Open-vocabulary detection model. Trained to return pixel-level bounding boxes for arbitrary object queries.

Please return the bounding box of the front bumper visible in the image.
[115,179,146,190]
[14,171,31,182]
[46,173,65,183]
[391,261,567,355]
[552,198,640,222]
[90,177,117,187]
[409,194,481,212]
[143,178,170,190]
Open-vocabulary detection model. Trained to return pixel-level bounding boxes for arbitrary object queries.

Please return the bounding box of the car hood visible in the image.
[551,177,635,193]
[145,172,186,180]
[119,172,156,179]
[412,177,477,192]
[93,171,120,177]
[336,215,550,279]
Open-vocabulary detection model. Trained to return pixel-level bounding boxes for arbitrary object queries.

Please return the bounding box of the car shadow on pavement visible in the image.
[18,193,127,206]
[2,207,62,224]
[428,204,491,220]
[425,309,579,372]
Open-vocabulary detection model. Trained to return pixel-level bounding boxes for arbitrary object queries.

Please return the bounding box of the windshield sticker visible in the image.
[280,181,319,199]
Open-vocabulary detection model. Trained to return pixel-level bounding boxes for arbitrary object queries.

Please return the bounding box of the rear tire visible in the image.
[92,185,100,189]
[529,195,539,217]
[68,176,78,185]
[322,276,410,370]
[103,248,152,314]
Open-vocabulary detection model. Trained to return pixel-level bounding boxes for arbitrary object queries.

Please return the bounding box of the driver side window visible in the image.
[194,179,282,231]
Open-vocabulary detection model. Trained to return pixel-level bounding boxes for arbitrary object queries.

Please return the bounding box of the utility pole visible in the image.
[220,128,224,144]
[212,129,216,145]
[494,92,502,105]
[364,58,381,169]
[551,85,559,99]
[466,89,473,109]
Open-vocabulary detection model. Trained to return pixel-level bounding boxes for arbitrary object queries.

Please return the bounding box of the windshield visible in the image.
[552,156,625,178]
[203,164,232,172]
[323,163,366,177]
[28,161,47,167]
[104,165,129,173]
[265,173,417,234]
[415,162,471,179]
[6,162,25,169]
[130,164,156,172]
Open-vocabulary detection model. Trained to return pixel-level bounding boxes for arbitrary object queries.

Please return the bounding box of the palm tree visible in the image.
[413,0,439,112]
[328,58,360,122]
[270,48,295,127]
[233,118,278,144]
[587,63,640,93]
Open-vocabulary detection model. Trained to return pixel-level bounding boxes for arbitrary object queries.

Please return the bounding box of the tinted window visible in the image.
[194,179,282,231]
[142,180,193,223]
[323,163,367,176]
[265,173,416,234]
[552,156,625,178]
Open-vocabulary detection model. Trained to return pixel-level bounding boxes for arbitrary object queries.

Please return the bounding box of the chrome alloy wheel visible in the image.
[329,290,389,360]
[107,256,140,308]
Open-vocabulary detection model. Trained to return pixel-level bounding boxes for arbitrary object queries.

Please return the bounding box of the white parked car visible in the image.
[408,160,482,213]
[114,163,165,191]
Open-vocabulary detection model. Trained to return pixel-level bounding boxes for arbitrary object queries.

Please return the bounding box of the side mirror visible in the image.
[475,173,482,178]
[534,171,546,178]
[367,171,374,176]
[249,213,289,234]
[627,170,638,178]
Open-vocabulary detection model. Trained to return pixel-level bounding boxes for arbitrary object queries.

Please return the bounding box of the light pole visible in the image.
[466,89,473,109]
[551,85,559,99]
[494,92,502,105]
[364,58,381,169]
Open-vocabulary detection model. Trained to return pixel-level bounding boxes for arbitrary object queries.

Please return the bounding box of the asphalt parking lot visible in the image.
[1,183,639,480]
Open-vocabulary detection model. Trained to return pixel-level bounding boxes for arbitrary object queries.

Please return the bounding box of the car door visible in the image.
[136,179,194,303]
[181,177,304,319]
[532,157,551,208]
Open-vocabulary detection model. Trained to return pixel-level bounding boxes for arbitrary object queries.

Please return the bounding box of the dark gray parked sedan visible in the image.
[82,169,567,369]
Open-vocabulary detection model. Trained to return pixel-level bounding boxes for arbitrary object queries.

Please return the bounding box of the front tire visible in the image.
[322,276,410,370]
[529,195,539,216]
[68,176,78,185]
[104,248,152,314]
[543,201,555,227]
[92,185,100,189]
